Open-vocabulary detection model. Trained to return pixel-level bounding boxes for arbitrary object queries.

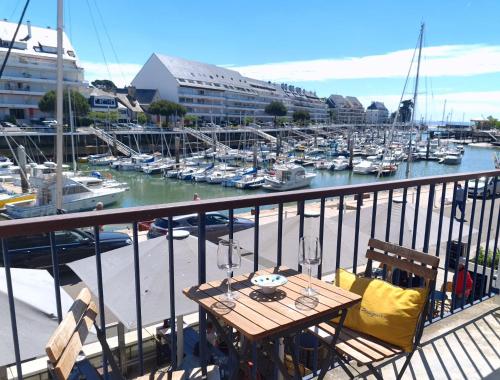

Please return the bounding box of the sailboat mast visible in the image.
[56,0,64,209]
[405,22,424,178]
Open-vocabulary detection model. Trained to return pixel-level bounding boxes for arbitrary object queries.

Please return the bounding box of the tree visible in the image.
[264,101,287,127]
[91,79,117,92]
[184,114,198,128]
[148,100,187,128]
[137,112,148,125]
[243,116,254,126]
[485,115,500,129]
[38,90,90,123]
[293,110,310,125]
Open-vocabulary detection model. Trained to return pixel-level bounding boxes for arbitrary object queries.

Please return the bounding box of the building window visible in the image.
[67,50,75,57]
[10,109,25,119]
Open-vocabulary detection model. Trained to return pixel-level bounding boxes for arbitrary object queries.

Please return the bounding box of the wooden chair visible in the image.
[310,238,440,380]
[45,288,185,380]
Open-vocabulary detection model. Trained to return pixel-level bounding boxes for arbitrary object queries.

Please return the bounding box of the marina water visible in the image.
[90,145,498,209]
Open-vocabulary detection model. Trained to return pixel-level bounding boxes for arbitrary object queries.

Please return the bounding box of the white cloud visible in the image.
[231,44,500,82]
[358,91,500,121]
[80,60,142,87]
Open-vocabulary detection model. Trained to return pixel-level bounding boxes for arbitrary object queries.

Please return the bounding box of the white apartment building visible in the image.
[0,20,85,122]
[366,101,389,124]
[131,54,328,124]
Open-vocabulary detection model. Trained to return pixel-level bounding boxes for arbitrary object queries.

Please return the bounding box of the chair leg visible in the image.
[396,352,414,380]
[366,363,383,380]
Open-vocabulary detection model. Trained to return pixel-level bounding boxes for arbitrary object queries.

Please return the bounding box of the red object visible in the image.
[455,268,473,297]
[138,220,153,231]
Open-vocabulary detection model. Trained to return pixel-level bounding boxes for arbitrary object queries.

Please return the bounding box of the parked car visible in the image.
[1,229,132,269]
[147,212,254,242]
[467,177,500,198]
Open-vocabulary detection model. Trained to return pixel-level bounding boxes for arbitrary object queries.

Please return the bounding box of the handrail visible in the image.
[0,169,498,238]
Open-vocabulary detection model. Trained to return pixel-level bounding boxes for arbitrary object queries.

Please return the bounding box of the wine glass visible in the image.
[298,236,321,296]
[217,239,241,302]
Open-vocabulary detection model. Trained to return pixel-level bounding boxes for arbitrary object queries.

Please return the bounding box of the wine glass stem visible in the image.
[308,265,312,291]
[227,270,232,295]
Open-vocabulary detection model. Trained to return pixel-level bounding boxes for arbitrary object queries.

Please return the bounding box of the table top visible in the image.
[183,266,361,341]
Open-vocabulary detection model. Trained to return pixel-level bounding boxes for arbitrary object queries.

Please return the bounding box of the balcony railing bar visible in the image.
[93,225,108,379]
[353,194,362,274]
[399,188,408,246]
[228,209,234,240]
[197,212,208,378]
[412,185,422,249]
[1,170,499,238]
[482,177,497,298]
[317,197,326,278]
[132,222,145,375]
[370,192,378,241]
[441,182,458,318]
[435,182,447,258]
[335,195,344,272]
[254,206,260,272]
[383,189,394,281]
[471,179,489,304]
[277,203,283,266]
[49,231,63,323]
[452,180,471,312]
[1,239,22,380]
[463,179,479,309]
[167,216,177,370]
[423,185,435,254]
[488,201,500,296]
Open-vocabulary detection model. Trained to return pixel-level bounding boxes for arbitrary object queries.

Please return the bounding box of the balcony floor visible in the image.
[320,296,500,380]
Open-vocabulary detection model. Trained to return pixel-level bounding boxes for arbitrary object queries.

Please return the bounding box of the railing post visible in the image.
[1,240,23,380]
[49,231,63,323]
[167,216,178,369]
[131,222,144,375]
[93,226,108,379]
[197,212,208,377]
[253,206,260,272]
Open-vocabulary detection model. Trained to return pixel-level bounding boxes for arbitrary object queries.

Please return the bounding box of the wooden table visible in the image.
[183,266,361,379]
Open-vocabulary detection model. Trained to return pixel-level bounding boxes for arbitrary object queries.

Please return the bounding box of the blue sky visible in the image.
[2,0,500,120]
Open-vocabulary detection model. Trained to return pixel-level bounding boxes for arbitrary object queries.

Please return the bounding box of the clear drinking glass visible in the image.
[217,239,241,301]
[298,236,322,296]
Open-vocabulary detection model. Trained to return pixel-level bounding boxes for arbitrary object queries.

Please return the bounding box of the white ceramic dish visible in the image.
[251,274,288,294]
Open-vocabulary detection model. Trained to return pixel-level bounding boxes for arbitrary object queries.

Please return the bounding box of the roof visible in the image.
[0,20,78,61]
[115,93,143,112]
[367,101,388,111]
[345,96,364,109]
[134,89,159,104]
[150,53,321,99]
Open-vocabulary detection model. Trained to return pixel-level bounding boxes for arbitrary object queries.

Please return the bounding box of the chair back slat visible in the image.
[368,239,439,267]
[46,288,92,363]
[45,288,98,380]
[53,303,97,380]
[366,249,437,281]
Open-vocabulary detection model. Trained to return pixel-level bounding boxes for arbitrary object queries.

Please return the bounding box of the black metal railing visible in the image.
[1,169,499,379]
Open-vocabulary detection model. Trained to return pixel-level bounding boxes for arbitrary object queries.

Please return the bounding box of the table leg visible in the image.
[318,308,348,380]
[264,341,292,380]
[206,313,240,380]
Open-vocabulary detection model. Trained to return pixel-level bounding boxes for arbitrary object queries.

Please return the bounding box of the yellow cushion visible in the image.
[334,268,428,352]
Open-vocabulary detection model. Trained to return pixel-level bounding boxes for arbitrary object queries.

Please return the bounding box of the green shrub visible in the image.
[476,246,500,268]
